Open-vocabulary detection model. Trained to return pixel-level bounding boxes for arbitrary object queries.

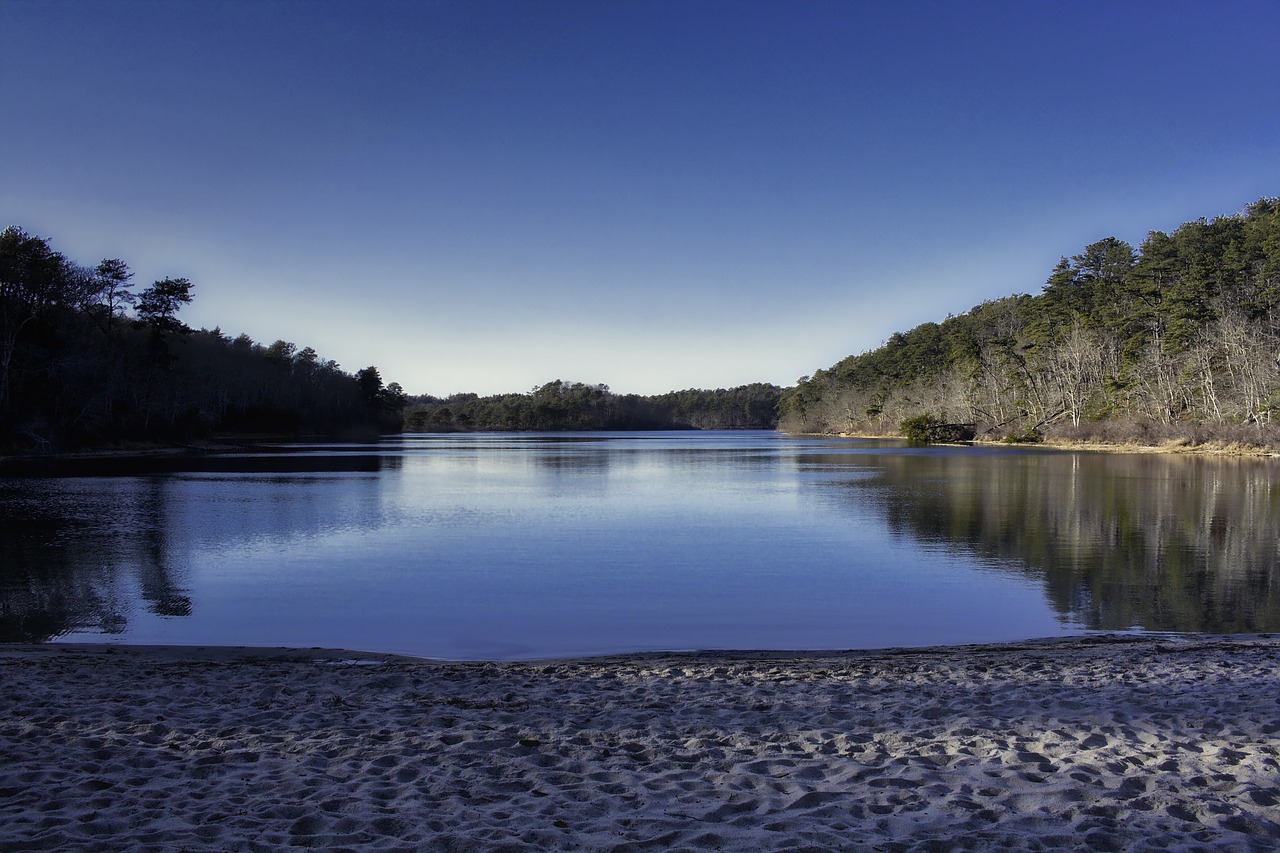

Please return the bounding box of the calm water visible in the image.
[2,432,1277,659]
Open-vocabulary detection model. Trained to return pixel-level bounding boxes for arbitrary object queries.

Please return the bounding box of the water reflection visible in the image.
[2,435,1278,654]
[1,478,185,641]
[0,451,395,642]
[819,450,1280,633]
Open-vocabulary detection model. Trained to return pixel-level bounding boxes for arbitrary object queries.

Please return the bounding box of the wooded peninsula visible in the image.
[0,226,779,453]
[3,196,1278,453]
[780,198,1280,450]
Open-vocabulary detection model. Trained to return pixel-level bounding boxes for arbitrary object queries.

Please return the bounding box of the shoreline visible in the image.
[815,431,1280,458]
[13,629,1261,664]
[1033,438,1280,457]
[6,431,1279,469]
[4,635,1278,850]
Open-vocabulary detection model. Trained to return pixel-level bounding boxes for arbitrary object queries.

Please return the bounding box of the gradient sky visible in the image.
[3,1,1278,396]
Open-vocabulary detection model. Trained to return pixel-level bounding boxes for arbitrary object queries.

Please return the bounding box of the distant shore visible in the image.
[3,635,1278,851]
[5,431,1278,471]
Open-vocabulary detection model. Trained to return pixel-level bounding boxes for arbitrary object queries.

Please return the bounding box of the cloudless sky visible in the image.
[3,0,1278,396]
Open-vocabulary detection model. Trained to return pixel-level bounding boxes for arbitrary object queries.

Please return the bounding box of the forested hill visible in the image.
[779,198,1280,447]
[404,381,781,432]
[1,227,406,453]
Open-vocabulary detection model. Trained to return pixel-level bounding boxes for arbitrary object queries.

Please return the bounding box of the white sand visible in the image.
[2,635,1278,851]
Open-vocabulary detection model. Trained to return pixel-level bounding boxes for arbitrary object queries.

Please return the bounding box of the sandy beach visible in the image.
[2,636,1278,851]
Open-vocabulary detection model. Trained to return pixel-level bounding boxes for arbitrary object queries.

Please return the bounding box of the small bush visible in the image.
[900,414,944,443]
[900,414,975,444]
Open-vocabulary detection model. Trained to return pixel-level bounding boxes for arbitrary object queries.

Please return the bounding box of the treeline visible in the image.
[780,198,1280,447]
[1,226,405,452]
[403,380,781,432]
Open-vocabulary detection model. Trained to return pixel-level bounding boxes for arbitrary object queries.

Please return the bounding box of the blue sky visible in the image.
[3,0,1278,396]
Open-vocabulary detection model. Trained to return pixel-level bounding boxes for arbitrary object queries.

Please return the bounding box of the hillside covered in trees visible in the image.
[779,198,1280,448]
[403,381,781,432]
[1,226,406,453]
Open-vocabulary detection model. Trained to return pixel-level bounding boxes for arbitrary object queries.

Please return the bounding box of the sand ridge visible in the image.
[1,635,1278,851]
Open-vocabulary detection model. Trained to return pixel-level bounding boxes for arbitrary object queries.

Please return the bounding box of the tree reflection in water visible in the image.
[3,439,1277,648]
[834,450,1280,634]
[0,451,391,642]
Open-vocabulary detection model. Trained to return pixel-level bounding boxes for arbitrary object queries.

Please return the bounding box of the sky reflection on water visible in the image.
[2,432,1276,658]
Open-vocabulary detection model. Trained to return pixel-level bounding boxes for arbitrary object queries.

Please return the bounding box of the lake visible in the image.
[2,431,1277,659]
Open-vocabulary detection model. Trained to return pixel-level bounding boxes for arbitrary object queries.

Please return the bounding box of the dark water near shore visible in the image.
[2,432,1277,659]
